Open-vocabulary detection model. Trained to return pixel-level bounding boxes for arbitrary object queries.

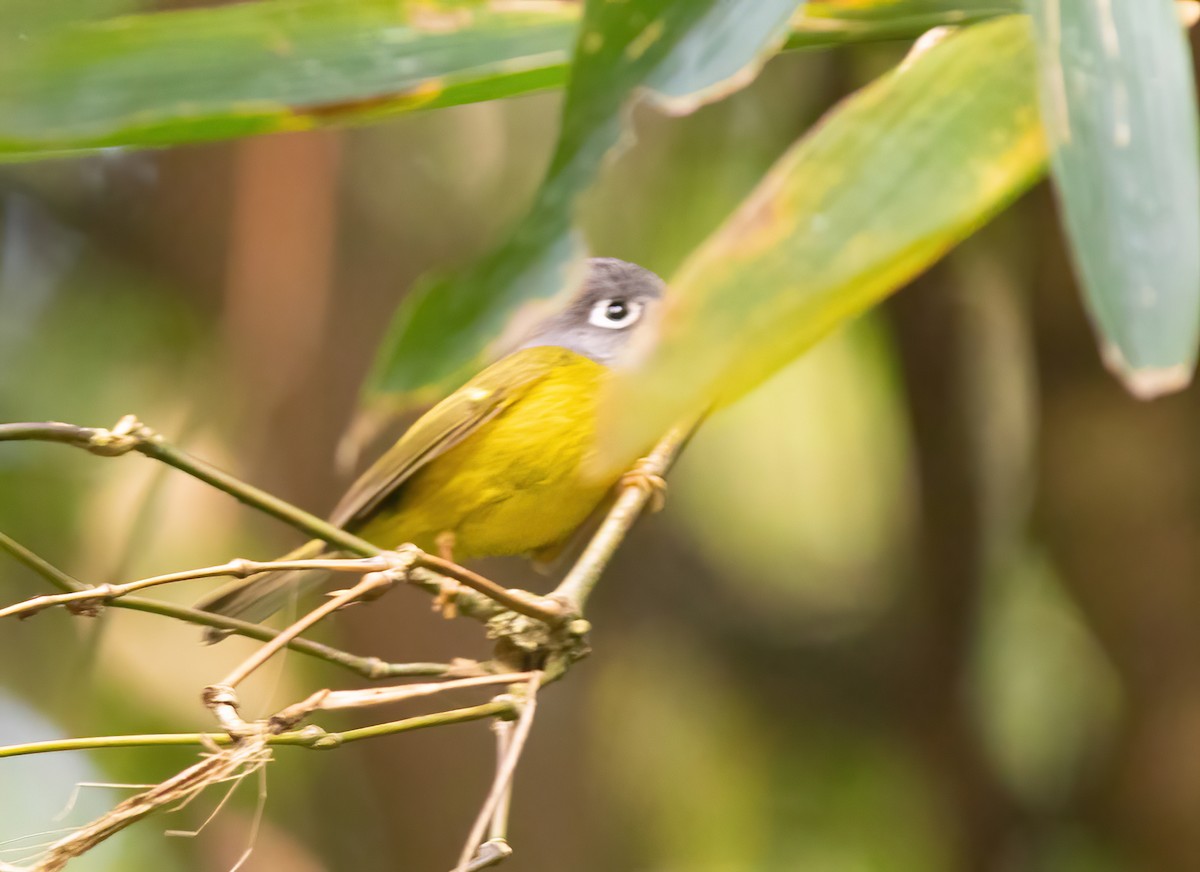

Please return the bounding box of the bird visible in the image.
[195,257,665,632]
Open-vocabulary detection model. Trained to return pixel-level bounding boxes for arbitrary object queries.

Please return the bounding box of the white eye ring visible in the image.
[588,297,643,330]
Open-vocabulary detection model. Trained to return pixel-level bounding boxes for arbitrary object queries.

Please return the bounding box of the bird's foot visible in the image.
[432,581,460,619]
[432,531,459,619]
[620,457,668,512]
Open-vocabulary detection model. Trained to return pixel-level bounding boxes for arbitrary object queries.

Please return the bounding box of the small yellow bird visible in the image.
[197,257,664,629]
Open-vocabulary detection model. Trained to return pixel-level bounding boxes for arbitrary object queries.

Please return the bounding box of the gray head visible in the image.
[517,258,665,367]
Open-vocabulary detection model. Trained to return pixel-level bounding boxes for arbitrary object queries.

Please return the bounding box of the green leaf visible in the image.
[800,0,1021,29]
[600,15,1047,469]
[363,0,803,411]
[806,0,1019,14]
[788,1,1020,48]
[1028,0,1200,398]
[0,0,579,159]
[0,1,1019,161]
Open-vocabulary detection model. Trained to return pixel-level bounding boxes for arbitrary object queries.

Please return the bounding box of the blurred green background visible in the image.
[3,6,1200,872]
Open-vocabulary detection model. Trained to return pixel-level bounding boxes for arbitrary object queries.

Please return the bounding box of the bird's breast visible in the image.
[357,355,616,558]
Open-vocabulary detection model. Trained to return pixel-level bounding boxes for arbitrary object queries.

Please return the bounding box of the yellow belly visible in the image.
[353,355,614,559]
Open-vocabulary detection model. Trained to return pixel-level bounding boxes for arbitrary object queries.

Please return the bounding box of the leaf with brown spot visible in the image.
[0,0,578,159]
[599,15,1047,469]
[362,0,804,411]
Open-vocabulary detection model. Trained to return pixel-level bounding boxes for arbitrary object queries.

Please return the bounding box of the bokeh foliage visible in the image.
[3,1,1200,871]
[4,0,1192,407]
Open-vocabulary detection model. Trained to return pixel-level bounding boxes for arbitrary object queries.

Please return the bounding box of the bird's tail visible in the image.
[195,538,338,643]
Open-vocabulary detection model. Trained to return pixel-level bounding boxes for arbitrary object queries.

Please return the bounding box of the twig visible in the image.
[455,673,541,872]
[488,722,514,841]
[3,694,517,872]
[0,418,382,558]
[213,567,405,695]
[1,417,696,871]
[0,699,515,760]
[414,553,563,623]
[271,673,532,728]
[0,418,584,624]
[0,531,454,679]
[0,531,81,594]
[459,841,513,872]
[0,418,506,619]
[0,555,403,620]
[300,700,517,746]
[551,420,699,614]
[27,737,271,872]
[117,594,456,679]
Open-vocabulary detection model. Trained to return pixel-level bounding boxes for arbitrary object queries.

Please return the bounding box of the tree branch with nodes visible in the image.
[0,414,694,872]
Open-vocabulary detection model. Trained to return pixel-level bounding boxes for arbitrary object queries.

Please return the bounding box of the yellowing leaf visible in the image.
[601,15,1047,467]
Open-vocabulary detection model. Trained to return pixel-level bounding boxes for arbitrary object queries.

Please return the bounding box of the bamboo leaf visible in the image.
[0,0,579,159]
[787,1,1020,48]
[362,0,803,411]
[800,0,1020,29]
[1028,0,1200,398]
[0,1,1020,162]
[600,15,1047,468]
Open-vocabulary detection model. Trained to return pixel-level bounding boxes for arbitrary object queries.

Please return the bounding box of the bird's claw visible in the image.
[620,458,668,512]
[432,581,460,619]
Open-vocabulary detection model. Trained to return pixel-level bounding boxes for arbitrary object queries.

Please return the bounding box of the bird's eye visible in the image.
[589,297,643,329]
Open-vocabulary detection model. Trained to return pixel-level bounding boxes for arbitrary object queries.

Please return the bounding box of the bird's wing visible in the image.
[330,346,574,529]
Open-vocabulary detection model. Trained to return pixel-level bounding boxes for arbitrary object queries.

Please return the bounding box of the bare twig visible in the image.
[0,555,403,620]
[455,673,541,872]
[85,594,452,680]
[18,692,513,872]
[0,531,82,594]
[551,420,699,614]
[0,418,382,557]
[270,672,532,728]
[0,531,454,679]
[0,418,506,619]
[459,841,514,872]
[0,699,515,760]
[414,552,563,623]
[106,592,454,679]
[1,416,696,872]
[213,567,405,696]
[488,722,514,841]
[28,739,271,872]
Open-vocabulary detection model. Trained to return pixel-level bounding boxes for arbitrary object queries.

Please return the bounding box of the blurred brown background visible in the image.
[4,30,1200,872]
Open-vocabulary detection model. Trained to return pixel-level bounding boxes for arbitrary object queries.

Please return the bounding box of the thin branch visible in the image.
[0,531,82,594]
[0,418,506,619]
[551,419,699,614]
[0,531,454,679]
[9,699,515,868]
[0,733,239,760]
[455,673,541,872]
[270,673,532,728]
[299,699,515,745]
[0,555,403,620]
[0,418,383,557]
[212,568,402,698]
[488,722,514,841]
[28,737,271,872]
[0,416,698,872]
[459,841,513,872]
[115,595,455,679]
[414,553,563,623]
[0,700,514,760]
